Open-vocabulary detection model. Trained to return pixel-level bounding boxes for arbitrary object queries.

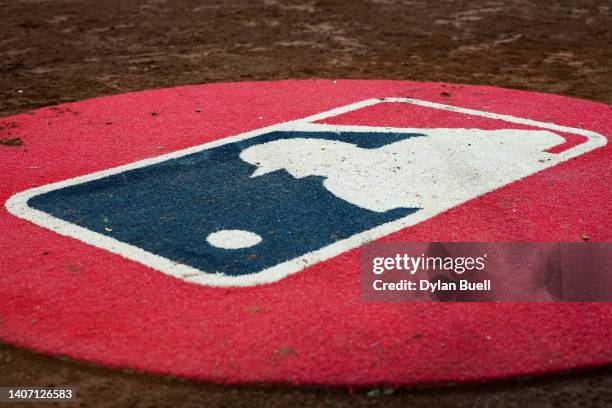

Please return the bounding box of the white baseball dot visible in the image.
[206,229,262,249]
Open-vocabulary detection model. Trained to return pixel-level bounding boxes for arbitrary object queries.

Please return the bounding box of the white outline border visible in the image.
[5,98,607,287]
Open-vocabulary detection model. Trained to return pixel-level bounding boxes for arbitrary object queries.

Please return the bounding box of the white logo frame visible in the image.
[5,98,607,287]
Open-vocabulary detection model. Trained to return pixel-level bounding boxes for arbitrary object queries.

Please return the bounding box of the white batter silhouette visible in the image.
[240,129,564,212]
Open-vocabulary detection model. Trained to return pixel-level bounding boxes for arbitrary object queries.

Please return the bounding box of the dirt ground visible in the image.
[1,0,611,406]
[1,0,611,117]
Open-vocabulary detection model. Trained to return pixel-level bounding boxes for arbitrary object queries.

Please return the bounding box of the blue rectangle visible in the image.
[28,131,421,276]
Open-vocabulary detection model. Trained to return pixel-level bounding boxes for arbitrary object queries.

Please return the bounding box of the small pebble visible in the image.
[366,389,381,397]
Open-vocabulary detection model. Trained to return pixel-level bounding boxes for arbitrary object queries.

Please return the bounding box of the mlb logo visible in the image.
[6,97,606,287]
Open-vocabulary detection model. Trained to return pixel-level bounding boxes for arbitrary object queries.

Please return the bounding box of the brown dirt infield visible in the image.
[1,0,611,406]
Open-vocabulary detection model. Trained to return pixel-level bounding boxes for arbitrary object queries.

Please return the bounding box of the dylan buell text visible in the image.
[372,279,491,292]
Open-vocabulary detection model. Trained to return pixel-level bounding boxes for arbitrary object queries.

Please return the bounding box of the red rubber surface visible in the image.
[1,80,611,386]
